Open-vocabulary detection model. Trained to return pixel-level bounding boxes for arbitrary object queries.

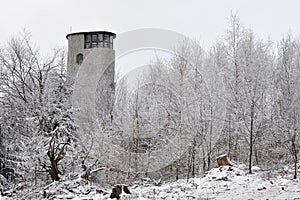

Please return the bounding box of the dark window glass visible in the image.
[98,34,103,42]
[85,42,91,48]
[92,34,98,42]
[76,53,83,65]
[85,34,91,48]
[86,35,91,42]
[104,34,110,42]
[84,33,113,49]
[104,42,110,48]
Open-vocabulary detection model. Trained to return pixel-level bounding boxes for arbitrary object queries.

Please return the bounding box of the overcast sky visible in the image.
[1,0,300,56]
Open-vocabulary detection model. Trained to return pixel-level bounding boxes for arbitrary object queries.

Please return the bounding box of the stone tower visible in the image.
[66,31,116,145]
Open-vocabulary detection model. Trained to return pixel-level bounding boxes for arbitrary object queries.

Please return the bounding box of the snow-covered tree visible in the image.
[273,34,300,179]
[0,31,77,183]
[238,30,272,173]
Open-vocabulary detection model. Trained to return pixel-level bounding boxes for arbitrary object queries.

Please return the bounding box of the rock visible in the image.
[96,189,108,195]
[257,186,266,191]
[252,166,261,172]
[216,176,228,181]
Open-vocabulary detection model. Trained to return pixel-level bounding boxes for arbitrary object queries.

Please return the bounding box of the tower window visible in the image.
[76,53,83,65]
[84,33,113,49]
[85,35,91,48]
[92,34,98,47]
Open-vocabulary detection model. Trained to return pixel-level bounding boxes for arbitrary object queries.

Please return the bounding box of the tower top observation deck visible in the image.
[66,31,116,49]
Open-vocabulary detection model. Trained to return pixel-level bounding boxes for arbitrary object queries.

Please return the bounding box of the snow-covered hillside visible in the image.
[125,166,300,200]
[2,165,299,200]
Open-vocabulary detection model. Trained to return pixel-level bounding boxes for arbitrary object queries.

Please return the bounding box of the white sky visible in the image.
[1,0,300,56]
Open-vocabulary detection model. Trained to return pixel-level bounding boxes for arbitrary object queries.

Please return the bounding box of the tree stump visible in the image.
[110,185,131,200]
[216,154,232,167]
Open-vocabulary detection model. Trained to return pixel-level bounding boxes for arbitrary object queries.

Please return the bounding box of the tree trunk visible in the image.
[186,147,191,182]
[176,108,183,181]
[50,160,60,181]
[228,114,232,159]
[191,138,196,178]
[207,106,213,170]
[176,160,180,181]
[216,154,231,167]
[292,138,297,179]
[249,109,254,174]
[254,146,259,166]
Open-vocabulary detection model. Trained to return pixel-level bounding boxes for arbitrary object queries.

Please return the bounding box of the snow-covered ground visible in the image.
[124,166,300,200]
[1,166,300,200]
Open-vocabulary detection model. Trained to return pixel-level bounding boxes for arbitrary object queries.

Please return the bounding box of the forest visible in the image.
[0,15,299,198]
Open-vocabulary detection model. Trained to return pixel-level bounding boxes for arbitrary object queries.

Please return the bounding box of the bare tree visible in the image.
[273,34,300,179]
[223,13,244,161]
[238,30,272,173]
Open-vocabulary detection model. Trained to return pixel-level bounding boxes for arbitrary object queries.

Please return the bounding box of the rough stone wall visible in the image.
[67,34,84,77]
[67,33,115,151]
[67,34,96,78]
[95,61,115,127]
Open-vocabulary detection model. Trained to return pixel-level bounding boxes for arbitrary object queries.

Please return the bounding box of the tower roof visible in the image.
[66,31,116,39]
